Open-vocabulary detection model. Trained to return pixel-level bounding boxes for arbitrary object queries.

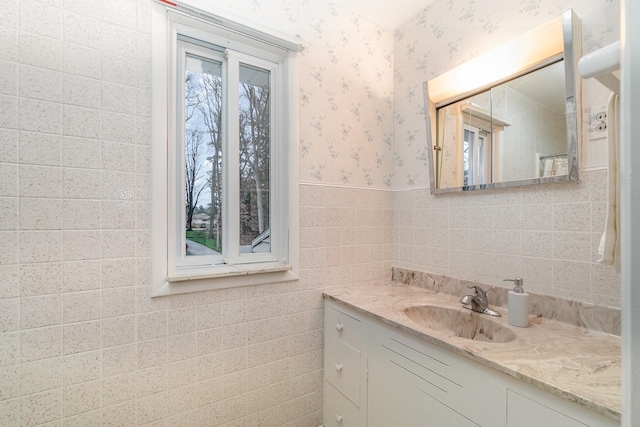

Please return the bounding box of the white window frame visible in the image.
[462,124,491,186]
[150,1,300,296]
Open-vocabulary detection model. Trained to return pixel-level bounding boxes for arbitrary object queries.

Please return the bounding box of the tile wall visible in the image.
[393,169,620,307]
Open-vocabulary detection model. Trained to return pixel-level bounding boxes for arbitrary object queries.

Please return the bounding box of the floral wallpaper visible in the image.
[393,0,621,189]
[297,3,395,187]
[203,0,396,189]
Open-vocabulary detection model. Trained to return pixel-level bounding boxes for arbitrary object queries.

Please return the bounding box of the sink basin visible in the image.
[403,305,516,343]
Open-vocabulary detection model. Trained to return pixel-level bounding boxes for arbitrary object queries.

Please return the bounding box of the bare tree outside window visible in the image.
[239,64,271,249]
[184,55,223,255]
[184,128,206,232]
[183,55,272,255]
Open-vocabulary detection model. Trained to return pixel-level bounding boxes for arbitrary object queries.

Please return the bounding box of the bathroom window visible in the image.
[463,125,491,186]
[150,2,300,296]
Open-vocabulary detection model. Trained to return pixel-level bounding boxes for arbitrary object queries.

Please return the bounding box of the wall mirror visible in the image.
[423,10,582,193]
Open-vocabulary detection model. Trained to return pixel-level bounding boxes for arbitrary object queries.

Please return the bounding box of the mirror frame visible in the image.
[423,10,582,194]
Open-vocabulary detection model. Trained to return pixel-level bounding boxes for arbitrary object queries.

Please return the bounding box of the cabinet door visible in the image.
[507,390,588,427]
[368,354,479,427]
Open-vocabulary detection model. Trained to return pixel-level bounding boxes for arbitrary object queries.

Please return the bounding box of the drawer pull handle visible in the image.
[336,414,343,423]
[335,322,344,332]
[335,363,343,372]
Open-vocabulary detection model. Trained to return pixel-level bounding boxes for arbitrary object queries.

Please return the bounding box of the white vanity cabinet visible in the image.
[323,300,619,427]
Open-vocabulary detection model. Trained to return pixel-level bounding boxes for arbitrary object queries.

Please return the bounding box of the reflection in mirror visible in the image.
[436,89,503,188]
[424,10,581,194]
[499,61,567,181]
[434,61,567,189]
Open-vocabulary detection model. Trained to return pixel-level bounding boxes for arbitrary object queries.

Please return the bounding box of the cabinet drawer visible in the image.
[324,334,361,406]
[507,390,587,427]
[380,333,460,391]
[325,305,361,350]
[324,380,364,427]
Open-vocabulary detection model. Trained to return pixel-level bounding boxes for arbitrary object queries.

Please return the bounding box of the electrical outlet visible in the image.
[592,108,608,134]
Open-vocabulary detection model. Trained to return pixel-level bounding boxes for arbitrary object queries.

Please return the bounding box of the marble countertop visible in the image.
[323,282,621,421]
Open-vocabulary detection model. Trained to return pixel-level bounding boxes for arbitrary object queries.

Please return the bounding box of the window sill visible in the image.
[152,264,297,297]
[168,264,292,282]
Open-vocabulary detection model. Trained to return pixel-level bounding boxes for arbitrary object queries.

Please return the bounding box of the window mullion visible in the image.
[224,50,241,264]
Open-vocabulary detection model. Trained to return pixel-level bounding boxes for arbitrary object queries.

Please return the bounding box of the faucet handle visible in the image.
[467,285,486,299]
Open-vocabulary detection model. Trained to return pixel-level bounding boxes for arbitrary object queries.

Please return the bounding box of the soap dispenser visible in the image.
[504,277,528,328]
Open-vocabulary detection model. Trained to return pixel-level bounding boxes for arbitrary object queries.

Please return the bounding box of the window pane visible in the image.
[238,63,271,254]
[184,54,223,257]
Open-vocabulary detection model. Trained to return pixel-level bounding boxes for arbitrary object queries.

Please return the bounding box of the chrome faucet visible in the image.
[460,285,501,317]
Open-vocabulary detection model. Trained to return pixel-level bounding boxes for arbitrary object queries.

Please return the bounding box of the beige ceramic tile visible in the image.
[63,200,101,230]
[0,130,19,163]
[102,315,136,348]
[0,364,20,400]
[19,0,62,40]
[18,99,61,134]
[63,379,101,417]
[101,401,136,427]
[167,332,197,363]
[61,42,101,79]
[136,338,167,370]
[62,260,101,292]
[20,166,62,201]
[21,326,63,362]
[62,230,101,261]
[63,290,101,323]
[62,320,100,355]
[136,390,168,425]
[136,310,166,342]
[167,308,197,336]
[0,265,19,299]
[0,298,19,332]
[102,371,136,407]
[63,12,101,50]
[196,328,223,357]
[20,357,62,396]
[101,258,136,288]
[20,389,63,427]
[102,344,137,378]
[0,97,18,134]
[167,358,198,389]
[61,409,101,427]
[0,56,17,96]
[18,131,61,166]
[102,141,136,172]
[62,105,101,139]
[62,168,101,199]
[0,331,20,367]
[21,294,63,329]
[61,136,102,169]
[63,350,101,386]
[102,287,136,319]
[136,364,167,398]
